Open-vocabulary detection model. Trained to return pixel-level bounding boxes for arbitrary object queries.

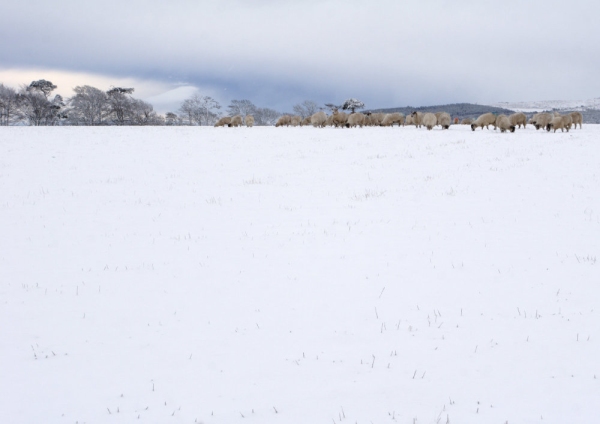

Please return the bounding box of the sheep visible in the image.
[325,114,334,127]
[422,113,437,130]
[562,114,573,130]
[372,113,386,126]
[346,112,366,128]
[461,118,473,125]
[529,112,552,130]
[381,112,405,127]
[471,113,497,131]
[546,115,570,132]
[275,115,291,127]
[405,115,415,126]
[229,115,243,127]
[289,115,302,127]
[245,115,254,127]
[214,116,232,127]
[331,109,349,128]
[300,116,312,126]
[569,111,583,129]
[436,112,451,129]
[508,112,527,129]
[410,111,424,128]
[495,114,516,133]
[311,111,327,128]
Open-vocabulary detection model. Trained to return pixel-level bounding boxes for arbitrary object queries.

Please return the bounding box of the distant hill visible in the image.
[365,101,600,123]
[366,103,516,120]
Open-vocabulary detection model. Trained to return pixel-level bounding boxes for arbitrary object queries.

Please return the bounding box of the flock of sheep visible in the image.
[214,110,583,132]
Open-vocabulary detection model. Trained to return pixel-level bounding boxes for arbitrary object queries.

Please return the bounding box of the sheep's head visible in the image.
[546,123,553,131]
[510,126,516,133]
[471,124,476,131]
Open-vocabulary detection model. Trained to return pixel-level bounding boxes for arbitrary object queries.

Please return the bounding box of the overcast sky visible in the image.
[1,0,598,113]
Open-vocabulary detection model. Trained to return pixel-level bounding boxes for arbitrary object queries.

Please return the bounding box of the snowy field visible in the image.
[1,124,599,424]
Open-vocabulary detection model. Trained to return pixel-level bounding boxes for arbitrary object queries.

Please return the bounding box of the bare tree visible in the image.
[0,84,19,125]
[254,107,281,126]
[179,93,221,125]
[165,112,183,126]
[17,80,64,126]
[227,99,256,118]
[292,100,320,119]
[130,99,163,125]
[67,85,109,125]
[106,87,134,125]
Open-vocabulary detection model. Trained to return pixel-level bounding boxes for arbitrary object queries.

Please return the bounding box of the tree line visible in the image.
[0,78,347,126]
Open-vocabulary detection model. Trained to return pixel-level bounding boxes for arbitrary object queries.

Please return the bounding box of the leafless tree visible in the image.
[293,100,320,119]
[0,84,19,125]
[67,85,110,125]
[106,87,134,125]
[17,80,64,126]
[254,107,281,126]
[227,99,256,118]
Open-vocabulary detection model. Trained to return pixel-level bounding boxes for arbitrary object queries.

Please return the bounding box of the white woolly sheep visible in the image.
[347,112,366,128]
[405,115,415,126]
[275,115,291,127]
[530,112,552,130]
[422,113,437,130]
[230,115,243,127]
[381,112,405,127]
[546,115,570,132]
[245,115,254,127]
[410,111,424,128]
[311,111,327,128]
[495,114,516,133]
[214,117,232,127]
[331,109,349,128]
[471,113,497,131]
[461,118,473,125]
[569,111,583,129]
[509,112,527,129]
[436,112,451,129]
[289,115,302,127]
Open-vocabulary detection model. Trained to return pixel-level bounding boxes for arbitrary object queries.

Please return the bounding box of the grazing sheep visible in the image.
[331,109,349,128]
[471,113,497,131]
[569,111,583,129]
[508,112,527,129]
[410,111,424,128]
[546,115,570,132]
[381,112,405,127]
[371,113,386,126]
[530,112,552,130]
[422,113,437,130]
[230,115,243,127]
[300,116,312,126]
[290,115,302,126]
[495,114,516,133]
[562,114,573,130]
[461,118,473,125]
[245,115,254,127]
[275,115,292,127]
[405,115,415,126]
[311,111,327,128]
[347,112,366,128]
[214,117,232,127]
[437,112,451,129]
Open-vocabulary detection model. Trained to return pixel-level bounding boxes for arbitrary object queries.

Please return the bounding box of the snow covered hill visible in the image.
[1,125,599,424]
[490,98,600,113]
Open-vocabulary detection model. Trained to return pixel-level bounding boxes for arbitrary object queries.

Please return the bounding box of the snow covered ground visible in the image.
[1,124,598,424]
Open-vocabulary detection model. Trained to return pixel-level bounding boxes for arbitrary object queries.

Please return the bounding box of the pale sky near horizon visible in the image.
[1,0,598,113]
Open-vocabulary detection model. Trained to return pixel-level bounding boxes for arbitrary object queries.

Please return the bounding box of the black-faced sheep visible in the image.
[436,112,451,129]
[530,113,552,130]
[496,114,516,133]
[245,115,254,127]
[471,113,497,131]
[215,117,232,127]
[569,111,583,129]
[509,112,527,129]
[410,111,423,128]
[230,115,243,127]
[422,113,437,130]
[275,115,291,127]
[546,115,570,132]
